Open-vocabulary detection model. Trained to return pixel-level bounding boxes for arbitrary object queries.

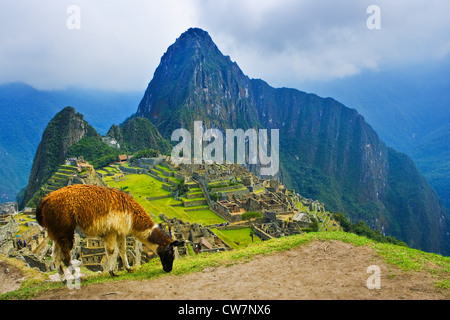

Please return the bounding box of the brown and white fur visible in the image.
[36,184,183,281]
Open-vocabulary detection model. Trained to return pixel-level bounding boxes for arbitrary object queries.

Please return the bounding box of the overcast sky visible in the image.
[1,0,449,91]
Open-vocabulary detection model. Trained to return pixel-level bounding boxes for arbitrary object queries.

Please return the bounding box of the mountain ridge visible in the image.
[135,28,449,255]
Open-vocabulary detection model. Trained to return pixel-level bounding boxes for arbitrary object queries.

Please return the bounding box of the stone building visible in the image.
[160,214,230,254]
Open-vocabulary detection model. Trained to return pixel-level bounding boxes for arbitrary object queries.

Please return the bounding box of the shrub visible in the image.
[242,211,262,221]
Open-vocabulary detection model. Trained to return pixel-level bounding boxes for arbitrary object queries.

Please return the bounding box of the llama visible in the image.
[36,184,183,281]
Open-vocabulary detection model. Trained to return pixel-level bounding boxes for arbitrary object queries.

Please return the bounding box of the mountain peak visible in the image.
[168,27,221,59]
[136,27,236,120]
[181,27,212,40]
[175,28,215,48]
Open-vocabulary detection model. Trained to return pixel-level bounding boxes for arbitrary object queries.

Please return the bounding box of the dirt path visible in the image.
[33,240,448,300]
[0,261,26,294]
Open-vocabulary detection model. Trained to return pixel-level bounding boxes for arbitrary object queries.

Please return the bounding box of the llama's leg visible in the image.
[117,234,133,273]
[104,232,119,277]
[59,236,75,282]
[52,242,65,280]
[59,237,74,267]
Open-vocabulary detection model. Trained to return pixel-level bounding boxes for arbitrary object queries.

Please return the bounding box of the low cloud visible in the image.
[195,0,450,87]
[1,0,449,90]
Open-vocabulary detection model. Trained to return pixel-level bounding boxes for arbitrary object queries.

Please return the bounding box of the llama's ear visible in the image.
[170,240,185,247]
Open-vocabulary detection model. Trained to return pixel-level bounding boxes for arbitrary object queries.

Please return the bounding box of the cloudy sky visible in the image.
[1,0,449,92]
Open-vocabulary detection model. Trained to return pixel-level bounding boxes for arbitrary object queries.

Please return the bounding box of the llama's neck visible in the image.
[134,224,172,254]
[148,226,172,247]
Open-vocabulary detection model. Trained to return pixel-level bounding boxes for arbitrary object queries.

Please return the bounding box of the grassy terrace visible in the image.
[103,173,225,225]
[146,197,225,225]
[211,227,262,249]
[155,164,176,174]
[97,166,122,176]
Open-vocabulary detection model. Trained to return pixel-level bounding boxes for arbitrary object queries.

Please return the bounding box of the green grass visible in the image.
[146,197,225,225]
[211,228,262,249]
[3,231,448,300]
[14,212,36,234]
[181,196,205,202]
[105,173,224,225]
[155,164,176,173]
[105,174,169,198]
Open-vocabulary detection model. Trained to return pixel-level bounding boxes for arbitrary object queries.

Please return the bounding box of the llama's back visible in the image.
[35,199,44,226]
[36,185,153,238]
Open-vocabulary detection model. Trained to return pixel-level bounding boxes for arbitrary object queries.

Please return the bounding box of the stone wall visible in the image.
[252,225,273,241]
[182,198,207,207]
[0,218,20,255]
[119,165,146,174]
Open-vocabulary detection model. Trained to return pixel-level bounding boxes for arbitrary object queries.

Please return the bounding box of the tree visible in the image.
[172,178,189,200]
[242,211,262,221]
[209,192,219,202]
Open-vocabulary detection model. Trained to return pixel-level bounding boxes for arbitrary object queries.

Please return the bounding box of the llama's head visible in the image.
[158,240,184,272]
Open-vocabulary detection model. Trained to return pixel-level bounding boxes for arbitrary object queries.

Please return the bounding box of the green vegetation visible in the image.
[304,216,320,232]
[147,197,224,225]
[241,211,262,221]
[171,177,189,199]
[2,231,448,300]
[333,213,407,246]
[25,165,80,207]
[108,117,172,154]
[211,228,261,249]
[67,136,121,169]
[133,148,159,159]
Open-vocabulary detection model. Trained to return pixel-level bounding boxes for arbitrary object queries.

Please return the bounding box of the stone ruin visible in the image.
[255,210,312,239]
[73,232,153,272]
[0,202,18,216]
[0,207,53,272]
[214,187,296,222]
[159,214,231,254]
[0,207,20,256]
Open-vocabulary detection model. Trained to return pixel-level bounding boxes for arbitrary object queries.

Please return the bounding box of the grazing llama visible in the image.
[36,184,183,281]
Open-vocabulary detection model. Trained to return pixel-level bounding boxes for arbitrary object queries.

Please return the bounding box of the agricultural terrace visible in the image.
[102,168,225,226]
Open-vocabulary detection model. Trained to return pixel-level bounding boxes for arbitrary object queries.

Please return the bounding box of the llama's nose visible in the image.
[164,266,172,272]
